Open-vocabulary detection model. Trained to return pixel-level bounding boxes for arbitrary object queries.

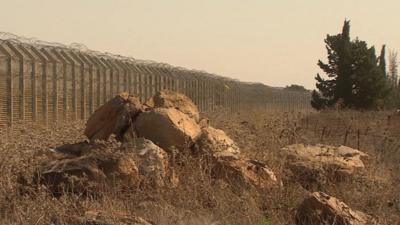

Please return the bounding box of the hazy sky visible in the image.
[0,0,399,89]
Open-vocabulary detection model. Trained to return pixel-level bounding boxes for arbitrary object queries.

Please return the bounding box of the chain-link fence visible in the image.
[0,32,312,126]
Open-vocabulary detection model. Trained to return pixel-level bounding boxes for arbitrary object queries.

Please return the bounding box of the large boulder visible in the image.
[125,138,178,187]
[135,108,201,151]
[84,92,143,141]
[296,192,375,225]
[68,210,153,225]
[212,157,278,189]
[34,152,139,196]
[193,123,276,189]
[196,126,240,159]
[36,138,178,196]
[281,144,368,186]
[147,90,200,122]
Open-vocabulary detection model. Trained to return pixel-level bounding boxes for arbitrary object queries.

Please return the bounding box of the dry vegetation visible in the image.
[0,110,399,225]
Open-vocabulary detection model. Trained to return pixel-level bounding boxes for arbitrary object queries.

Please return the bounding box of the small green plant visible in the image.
[261,217,270,225]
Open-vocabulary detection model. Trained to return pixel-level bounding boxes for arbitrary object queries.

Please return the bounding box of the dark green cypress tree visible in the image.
[312,20,354,108]
[311,20,390,110]
[334,20,354,106]
[379,45,387,75]
[351,42,389,108]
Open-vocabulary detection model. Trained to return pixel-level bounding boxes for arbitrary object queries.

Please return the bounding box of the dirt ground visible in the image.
[0,110,399,225]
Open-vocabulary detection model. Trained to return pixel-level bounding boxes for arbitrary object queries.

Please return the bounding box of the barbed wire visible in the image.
[0,31,313,97]
[0,31,252,83]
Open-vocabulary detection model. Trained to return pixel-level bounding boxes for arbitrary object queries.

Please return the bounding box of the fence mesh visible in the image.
[0,32,312,126]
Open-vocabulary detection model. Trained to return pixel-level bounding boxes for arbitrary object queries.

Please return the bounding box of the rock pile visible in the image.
[35,90,278,197]
[32,90,377,225]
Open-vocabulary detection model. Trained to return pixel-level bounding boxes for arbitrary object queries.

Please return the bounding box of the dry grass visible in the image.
[0,110,399,225]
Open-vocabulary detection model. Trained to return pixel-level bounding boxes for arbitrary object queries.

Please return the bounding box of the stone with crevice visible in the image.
[146,90,200,122]
[281,144,368,187]
[84,92,143,142]
[34,152,139,196]
[296,192,376,225]
[135,108,201,151]
[126,138,178,187]
[196,126,241,159]
[213,157,278,189]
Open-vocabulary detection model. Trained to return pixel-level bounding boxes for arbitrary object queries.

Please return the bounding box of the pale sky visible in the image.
[0,0,399,89]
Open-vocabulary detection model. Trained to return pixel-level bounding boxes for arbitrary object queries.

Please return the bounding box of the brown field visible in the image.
[0,110,399,225]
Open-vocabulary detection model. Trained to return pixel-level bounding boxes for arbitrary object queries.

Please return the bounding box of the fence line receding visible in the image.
[0,33,312,126]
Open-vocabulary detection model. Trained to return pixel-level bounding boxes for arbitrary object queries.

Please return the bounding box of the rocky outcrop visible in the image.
[146,90,200,122]
[135,108,201,151]
[34,152,139,196]
[281,144,368,186]
[36,90,277,196]
[84,93,143,141]
[296,192,375,225]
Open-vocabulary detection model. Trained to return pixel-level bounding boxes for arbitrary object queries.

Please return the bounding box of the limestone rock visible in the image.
[147,90,200,122]
[135,108,201,151]
[281,144,368,186]
[296,192,375,225]
[196,126,240,159]
[126,138,177,187]
[198,118,210,128]
[213,157,278,189]
[84,92,143,141]
[34,152,139,196]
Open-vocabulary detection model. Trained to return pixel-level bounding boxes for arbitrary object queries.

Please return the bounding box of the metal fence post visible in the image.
[88,56,104,109]
[51,49,68,121]
[30,46,48,125]
[69,51,86,120]
[19,45,37,122]
[0,45,12,126]
[135,65,145,101]
[99,58,111,102]
[123,61,133,94]
[60,50,77,120]
[80,53,95,115]
[6,42,25,121]
[127,62,140,96]
[101,59,114,98]
[41,48,59,122]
